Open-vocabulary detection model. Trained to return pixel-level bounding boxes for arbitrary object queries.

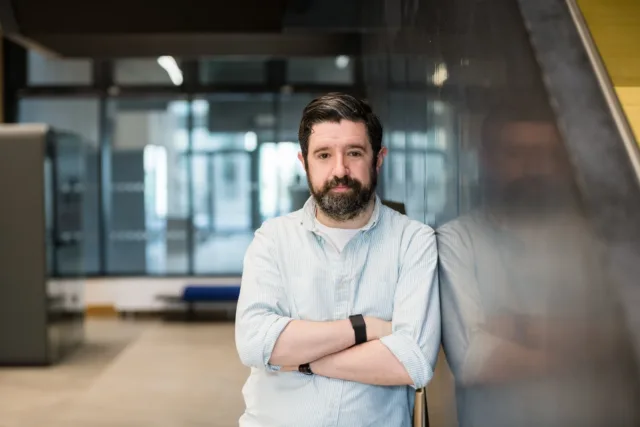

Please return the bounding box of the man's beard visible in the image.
[309,171,377,222]
[488,176,579,217]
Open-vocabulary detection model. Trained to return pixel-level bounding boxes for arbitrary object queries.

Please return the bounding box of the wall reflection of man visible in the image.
[438,104,640,427]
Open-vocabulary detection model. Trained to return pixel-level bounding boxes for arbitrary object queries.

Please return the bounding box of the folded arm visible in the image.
[301,226,441,389]
[235,222,389,370]
[310,340,412,386]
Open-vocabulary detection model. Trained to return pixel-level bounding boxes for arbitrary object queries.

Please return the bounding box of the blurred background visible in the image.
[0,0,639,426]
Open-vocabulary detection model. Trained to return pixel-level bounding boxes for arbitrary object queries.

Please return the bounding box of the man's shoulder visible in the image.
[378,205,435,248]
[254,209,305,238]
[436,211,492,256]
[437,211,486,236]
[380,205,434,234]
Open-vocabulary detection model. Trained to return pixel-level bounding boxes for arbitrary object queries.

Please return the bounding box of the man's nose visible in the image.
[523,151,554,175]
[332,154,349,177]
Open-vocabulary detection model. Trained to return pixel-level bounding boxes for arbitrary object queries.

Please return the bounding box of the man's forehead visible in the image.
[308,120,370,149]
[497,121,561,147]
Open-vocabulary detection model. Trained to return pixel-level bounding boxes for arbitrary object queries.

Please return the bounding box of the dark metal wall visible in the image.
[358,0,640,426]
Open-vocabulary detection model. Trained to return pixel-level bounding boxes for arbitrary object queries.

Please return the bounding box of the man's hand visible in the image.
[364,317,392,341]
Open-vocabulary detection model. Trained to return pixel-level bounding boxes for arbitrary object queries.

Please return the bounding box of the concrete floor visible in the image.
[0,318,457,427]
[0,319,248,427]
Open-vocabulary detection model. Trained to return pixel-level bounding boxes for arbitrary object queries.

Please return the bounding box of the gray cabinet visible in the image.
[0,124,85,365]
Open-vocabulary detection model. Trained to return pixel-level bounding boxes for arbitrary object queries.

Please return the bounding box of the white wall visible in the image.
[85,277,241,311]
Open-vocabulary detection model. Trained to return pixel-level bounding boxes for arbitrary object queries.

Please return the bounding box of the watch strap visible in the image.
[298,363,313,375]
[349,314,367,345]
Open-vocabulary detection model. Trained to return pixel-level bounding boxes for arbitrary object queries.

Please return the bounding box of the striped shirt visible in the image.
[235,195,441,427]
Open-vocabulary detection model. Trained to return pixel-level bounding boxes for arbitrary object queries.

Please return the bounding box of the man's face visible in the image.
[298,120,386,221]
[483,121,575,212]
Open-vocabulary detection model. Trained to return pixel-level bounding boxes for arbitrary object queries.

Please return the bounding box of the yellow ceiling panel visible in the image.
[577,0,640,86]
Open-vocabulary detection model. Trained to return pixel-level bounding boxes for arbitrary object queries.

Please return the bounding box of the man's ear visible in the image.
[376,147,388,172]
[298,151,305,169]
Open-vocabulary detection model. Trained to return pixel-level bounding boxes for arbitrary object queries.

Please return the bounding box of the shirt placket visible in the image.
[333,246,350,321]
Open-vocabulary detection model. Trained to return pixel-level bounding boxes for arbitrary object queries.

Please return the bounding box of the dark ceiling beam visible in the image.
[0,0,17,33]
[0,0,61,56]
[11,0,289,34]
[18,33,363,58]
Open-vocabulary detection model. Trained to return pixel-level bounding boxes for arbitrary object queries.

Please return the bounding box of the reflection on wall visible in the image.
[360,0,640,426]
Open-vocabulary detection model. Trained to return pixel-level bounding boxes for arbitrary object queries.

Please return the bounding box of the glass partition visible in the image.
[27,50,93,86]
[19,98,101,275]
[107,97,190,274]
[191,94,274,274]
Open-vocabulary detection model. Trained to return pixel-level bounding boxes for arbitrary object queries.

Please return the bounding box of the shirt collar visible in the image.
[299,195,382,232]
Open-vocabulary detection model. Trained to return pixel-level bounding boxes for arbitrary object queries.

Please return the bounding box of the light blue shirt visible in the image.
[235,195,441,427]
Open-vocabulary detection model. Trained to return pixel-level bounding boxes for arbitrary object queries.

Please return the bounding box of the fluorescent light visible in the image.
[157,56,183,86]
[244,131,258,152]
[192,99,209,115]
[432,63,448,87]
[335,55,350,69]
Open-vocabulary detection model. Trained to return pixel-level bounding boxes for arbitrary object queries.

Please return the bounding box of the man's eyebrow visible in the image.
[312,142,367,155]
[312,145,330,155]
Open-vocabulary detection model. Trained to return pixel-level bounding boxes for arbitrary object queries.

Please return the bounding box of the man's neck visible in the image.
[315,198,376,230]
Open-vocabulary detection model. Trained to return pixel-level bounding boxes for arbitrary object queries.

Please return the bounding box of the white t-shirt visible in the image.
[314,220,362,252]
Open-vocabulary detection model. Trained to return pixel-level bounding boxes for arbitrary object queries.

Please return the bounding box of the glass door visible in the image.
[191,94,274,274]
[191,148,254,274]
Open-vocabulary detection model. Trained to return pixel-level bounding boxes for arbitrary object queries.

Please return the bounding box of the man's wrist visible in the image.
[298,363,314,375]
[349,314,367,345]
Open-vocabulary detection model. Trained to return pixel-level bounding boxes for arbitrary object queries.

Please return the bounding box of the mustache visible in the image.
[496,176,578,211]
[324,176,361,191]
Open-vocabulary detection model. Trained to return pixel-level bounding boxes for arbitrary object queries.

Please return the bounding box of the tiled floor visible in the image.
[0,319,248,427]
[0,318,457,427]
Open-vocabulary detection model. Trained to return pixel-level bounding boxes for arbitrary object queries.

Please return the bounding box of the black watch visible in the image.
[298,363,313,375]
[349,314,367,345]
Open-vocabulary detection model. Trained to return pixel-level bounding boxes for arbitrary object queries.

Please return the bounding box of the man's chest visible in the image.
[277,232,400,321]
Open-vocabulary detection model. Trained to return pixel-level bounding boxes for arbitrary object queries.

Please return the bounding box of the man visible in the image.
[438,104,640,427]
[235,92,440,427]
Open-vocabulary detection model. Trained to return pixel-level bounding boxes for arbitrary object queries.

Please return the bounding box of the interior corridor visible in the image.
[0,319,248,427]
[0,318,457,427]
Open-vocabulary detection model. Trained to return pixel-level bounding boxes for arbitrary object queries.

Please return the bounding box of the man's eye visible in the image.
[318,153,329,159]
[348,151,363,157]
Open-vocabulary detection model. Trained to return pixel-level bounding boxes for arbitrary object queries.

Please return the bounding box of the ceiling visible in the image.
[0,0,367,57]
[0,0,510,59]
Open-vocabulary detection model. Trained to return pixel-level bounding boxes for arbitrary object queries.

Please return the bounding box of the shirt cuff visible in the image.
[379,333,433,389]
[262,316,294,372]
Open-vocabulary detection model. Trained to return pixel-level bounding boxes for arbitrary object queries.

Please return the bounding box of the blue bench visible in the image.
[183,285,240,302]
[157,285,240,320]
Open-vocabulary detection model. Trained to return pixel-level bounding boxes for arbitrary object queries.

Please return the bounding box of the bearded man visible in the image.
[235,92,441,427]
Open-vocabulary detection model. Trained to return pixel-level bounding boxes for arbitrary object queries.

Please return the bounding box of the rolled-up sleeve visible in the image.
[235,221,293,371]
[379,226,441,389]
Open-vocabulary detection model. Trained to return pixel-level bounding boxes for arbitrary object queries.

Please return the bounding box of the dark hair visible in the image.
[298,92,383,160]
